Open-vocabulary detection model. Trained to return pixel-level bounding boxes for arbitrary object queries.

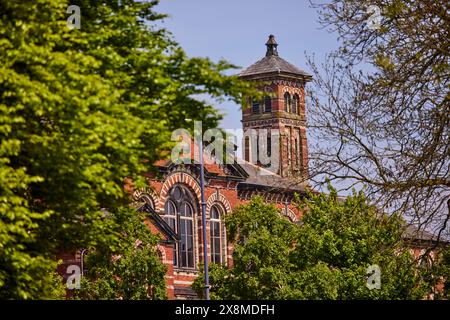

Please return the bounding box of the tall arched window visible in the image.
[284,92,291,113]
[164,200,177,265]
[264,96,272,113]
[252,98,260,114]
[164,185,196,269]
[210,205,223,264]
[179,202,194,268]
[164,201,177,230]
[292,94,299,114]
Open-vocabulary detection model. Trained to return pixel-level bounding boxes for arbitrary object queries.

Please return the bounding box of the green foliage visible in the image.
[292,186,426,299]
[308,0,449,237]
[0,0,256,298]
[193,197,298,299]
[195,187,429,299]
[420,246,450,300]
[438,248,450,298]
[73,209,167,300]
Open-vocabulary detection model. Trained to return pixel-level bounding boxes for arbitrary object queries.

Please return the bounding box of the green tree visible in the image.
[74,208,167,300]
[0,0,255,299]
[292,186,426,299]
[419,245,450,300]
[438,247,450,299]
[194,197,298,299]
[307,0,449,238]
[195,187,429,299]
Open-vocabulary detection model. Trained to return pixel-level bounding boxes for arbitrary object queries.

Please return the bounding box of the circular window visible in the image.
[171,186,183,201]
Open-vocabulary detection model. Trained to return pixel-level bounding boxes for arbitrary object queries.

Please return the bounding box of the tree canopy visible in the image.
[74,208,167,300]
[306,0,449,239]
[195,188,433,299]
[0,0,255,299]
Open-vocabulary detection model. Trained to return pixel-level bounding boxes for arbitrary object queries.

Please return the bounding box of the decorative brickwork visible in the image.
[206,191,232,216]
[159,172,201,213]
[239,35,312,178]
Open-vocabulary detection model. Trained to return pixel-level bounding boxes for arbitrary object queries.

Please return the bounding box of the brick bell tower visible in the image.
[239,35,312,178]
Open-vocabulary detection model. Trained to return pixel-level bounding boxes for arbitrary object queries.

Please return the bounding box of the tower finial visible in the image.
[266,34,278,57]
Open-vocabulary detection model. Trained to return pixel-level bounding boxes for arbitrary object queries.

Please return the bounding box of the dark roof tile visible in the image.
[239,35,311,79]
[239,55,311,78]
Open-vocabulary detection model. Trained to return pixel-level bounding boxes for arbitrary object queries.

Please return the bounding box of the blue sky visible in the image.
[155,0,340,129]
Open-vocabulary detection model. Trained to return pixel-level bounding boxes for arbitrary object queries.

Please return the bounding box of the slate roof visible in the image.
[154,145,306,193]
[238,161,306,192]
[403,224,449,244]
[239,35,312,80]
[239,54,311,78]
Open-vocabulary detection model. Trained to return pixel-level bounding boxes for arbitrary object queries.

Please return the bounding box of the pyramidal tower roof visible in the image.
[238,35,312,81]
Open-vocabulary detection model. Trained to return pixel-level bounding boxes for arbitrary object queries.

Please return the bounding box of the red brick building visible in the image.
[129,35,314,299]
[59,35,447,300]
[57,35,312,299]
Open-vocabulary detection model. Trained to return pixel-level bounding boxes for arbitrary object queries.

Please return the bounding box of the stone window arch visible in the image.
[155,244,166,263]
[281,207,298,223]
[132,187,159,210]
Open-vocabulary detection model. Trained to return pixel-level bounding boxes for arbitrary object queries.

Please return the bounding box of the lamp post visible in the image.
[196,121,210,300]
